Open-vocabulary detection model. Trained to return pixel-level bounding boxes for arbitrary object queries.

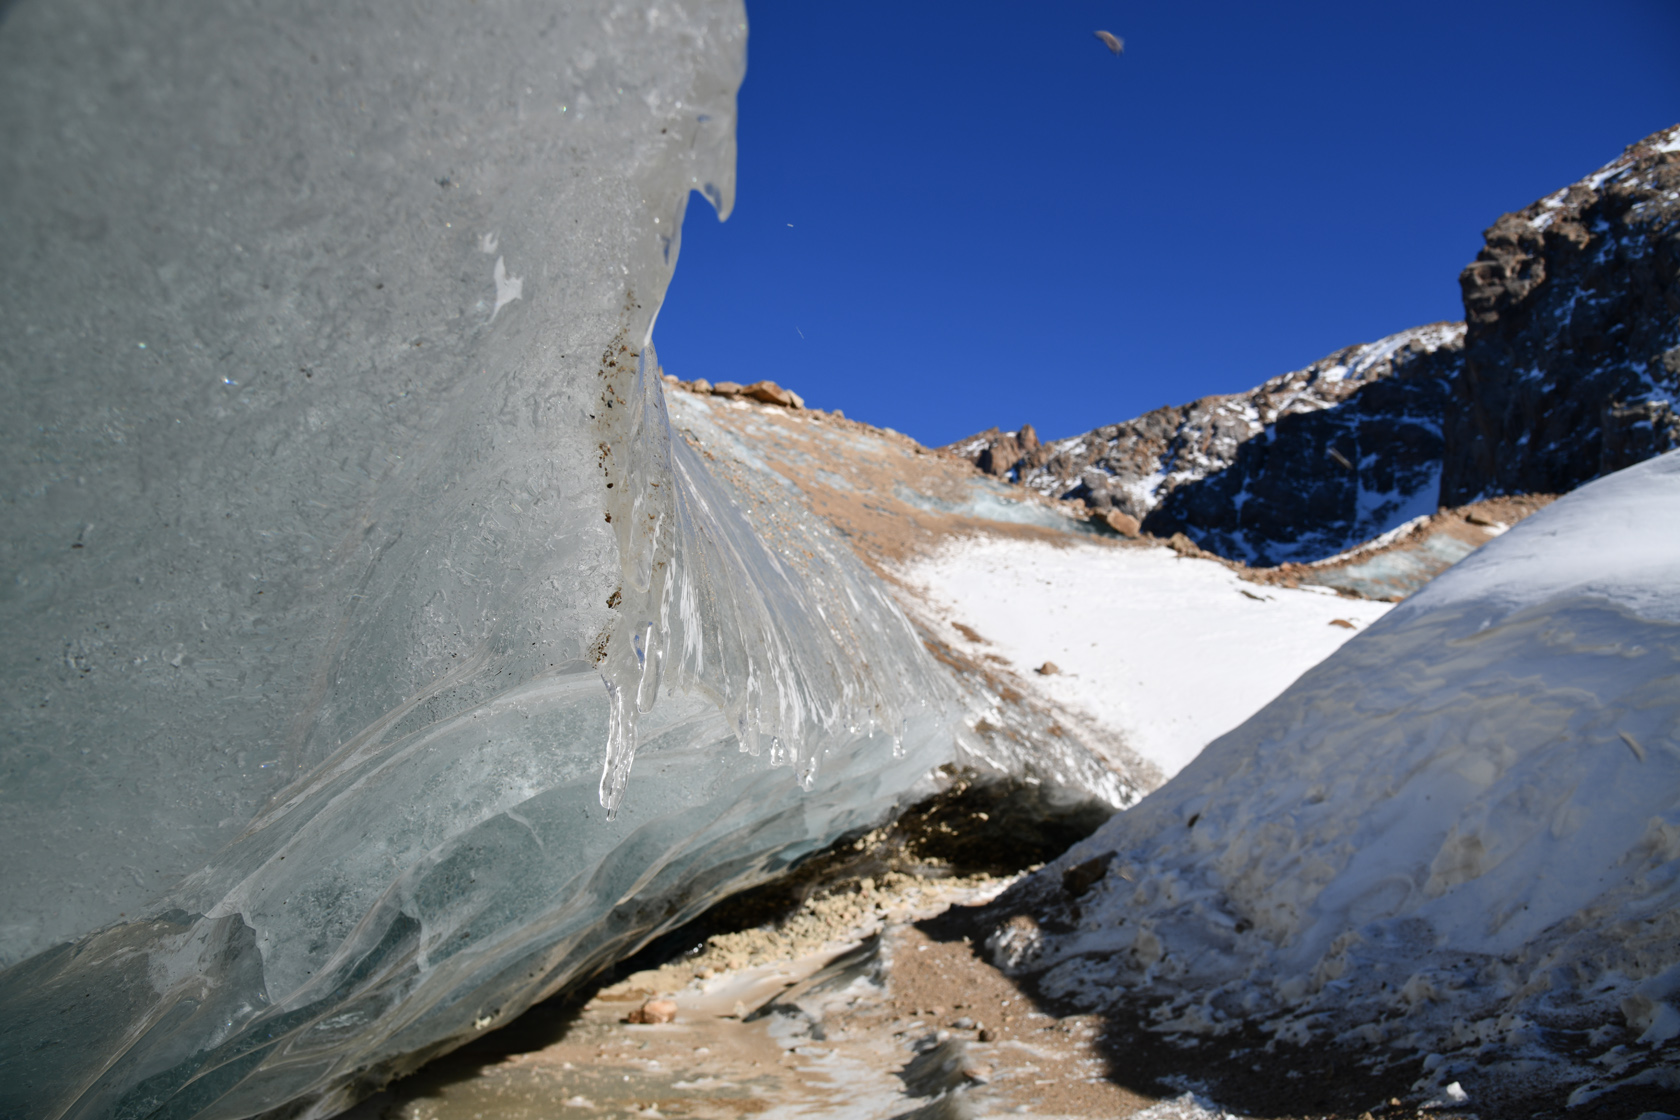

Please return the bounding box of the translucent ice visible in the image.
[0,2,1026,1117]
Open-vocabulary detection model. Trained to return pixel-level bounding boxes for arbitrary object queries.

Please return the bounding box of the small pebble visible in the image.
[626,997,677,1024]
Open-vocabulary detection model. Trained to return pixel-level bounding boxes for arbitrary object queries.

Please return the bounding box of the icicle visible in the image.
[599,672,637,819]
[633,620,663,713]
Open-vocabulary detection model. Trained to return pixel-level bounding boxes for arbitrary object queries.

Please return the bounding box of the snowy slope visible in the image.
[1001,451,1680,1106]
[898,538,1391,778]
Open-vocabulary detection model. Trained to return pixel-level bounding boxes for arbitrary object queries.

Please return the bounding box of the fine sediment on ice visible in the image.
[0,4,1114,1118]
[999,451,1680,1108]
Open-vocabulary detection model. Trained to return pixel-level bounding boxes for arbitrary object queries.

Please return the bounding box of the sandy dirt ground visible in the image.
[337,871,1178,1120]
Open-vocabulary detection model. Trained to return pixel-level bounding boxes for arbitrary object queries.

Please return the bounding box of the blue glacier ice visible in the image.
[0,3,1115,1117]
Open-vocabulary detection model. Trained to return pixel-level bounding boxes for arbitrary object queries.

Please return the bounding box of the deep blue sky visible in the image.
[653,1,1680,447]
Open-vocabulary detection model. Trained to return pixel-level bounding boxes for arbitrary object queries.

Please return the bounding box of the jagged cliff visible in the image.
[952,122,1680,565]
[1445,123,1680,503]
[949,323,1463,565]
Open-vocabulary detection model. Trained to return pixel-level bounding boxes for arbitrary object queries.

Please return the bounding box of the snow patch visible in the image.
[899,537,1389,777]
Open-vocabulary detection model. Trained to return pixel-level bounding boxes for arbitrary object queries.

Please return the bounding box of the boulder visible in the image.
[1102,509,1141,537]
[742,380,804,409]
[946,424,1044,481]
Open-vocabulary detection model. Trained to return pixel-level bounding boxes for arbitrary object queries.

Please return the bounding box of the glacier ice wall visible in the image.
[1007,451,1680,1095]
[0,2,979,1117]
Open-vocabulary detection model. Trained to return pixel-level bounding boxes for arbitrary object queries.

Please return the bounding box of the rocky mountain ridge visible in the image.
[951,321,1463,566]
[1446,122,1680,501]
[952,122,1680,565]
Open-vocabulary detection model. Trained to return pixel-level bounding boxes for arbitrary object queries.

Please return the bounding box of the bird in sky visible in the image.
[1094,29,1124,55]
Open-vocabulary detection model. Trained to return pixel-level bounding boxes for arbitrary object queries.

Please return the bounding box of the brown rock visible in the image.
[1103,509,1141,537]
[1061,853,1112,898]
[945,424,1040,479]
[626,997,678,1024]
[1329,618,1356,630]
[742,380,805,409]
[711,380,744,396]
[689,378,712,393]
[1035,661,1060,676]
[1166,532,1211,559]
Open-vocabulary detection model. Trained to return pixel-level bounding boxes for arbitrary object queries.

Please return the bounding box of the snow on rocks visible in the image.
[897,535,1390,778]
[944,321,1462,565]
[994,450,1680,1107]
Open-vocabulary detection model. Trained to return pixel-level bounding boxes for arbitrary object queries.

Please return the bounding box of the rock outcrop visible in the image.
[946,322,1463,565]
[1443,123,1680,503]
[665,374,807,410]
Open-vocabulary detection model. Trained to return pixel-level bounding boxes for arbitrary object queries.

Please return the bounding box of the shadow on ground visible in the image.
[915,891,1680,1120]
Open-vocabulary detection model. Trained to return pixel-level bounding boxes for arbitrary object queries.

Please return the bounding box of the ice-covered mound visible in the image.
[0,3,1099,1118]
[1000,451,1680,1105]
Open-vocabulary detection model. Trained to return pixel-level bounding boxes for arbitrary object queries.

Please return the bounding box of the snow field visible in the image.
[899,536,1391,777]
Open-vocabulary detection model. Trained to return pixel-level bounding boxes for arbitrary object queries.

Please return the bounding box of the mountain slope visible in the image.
[949,322,1463,565]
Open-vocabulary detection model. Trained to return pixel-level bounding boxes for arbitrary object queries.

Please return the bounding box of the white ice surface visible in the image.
[898,537,1390,777]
